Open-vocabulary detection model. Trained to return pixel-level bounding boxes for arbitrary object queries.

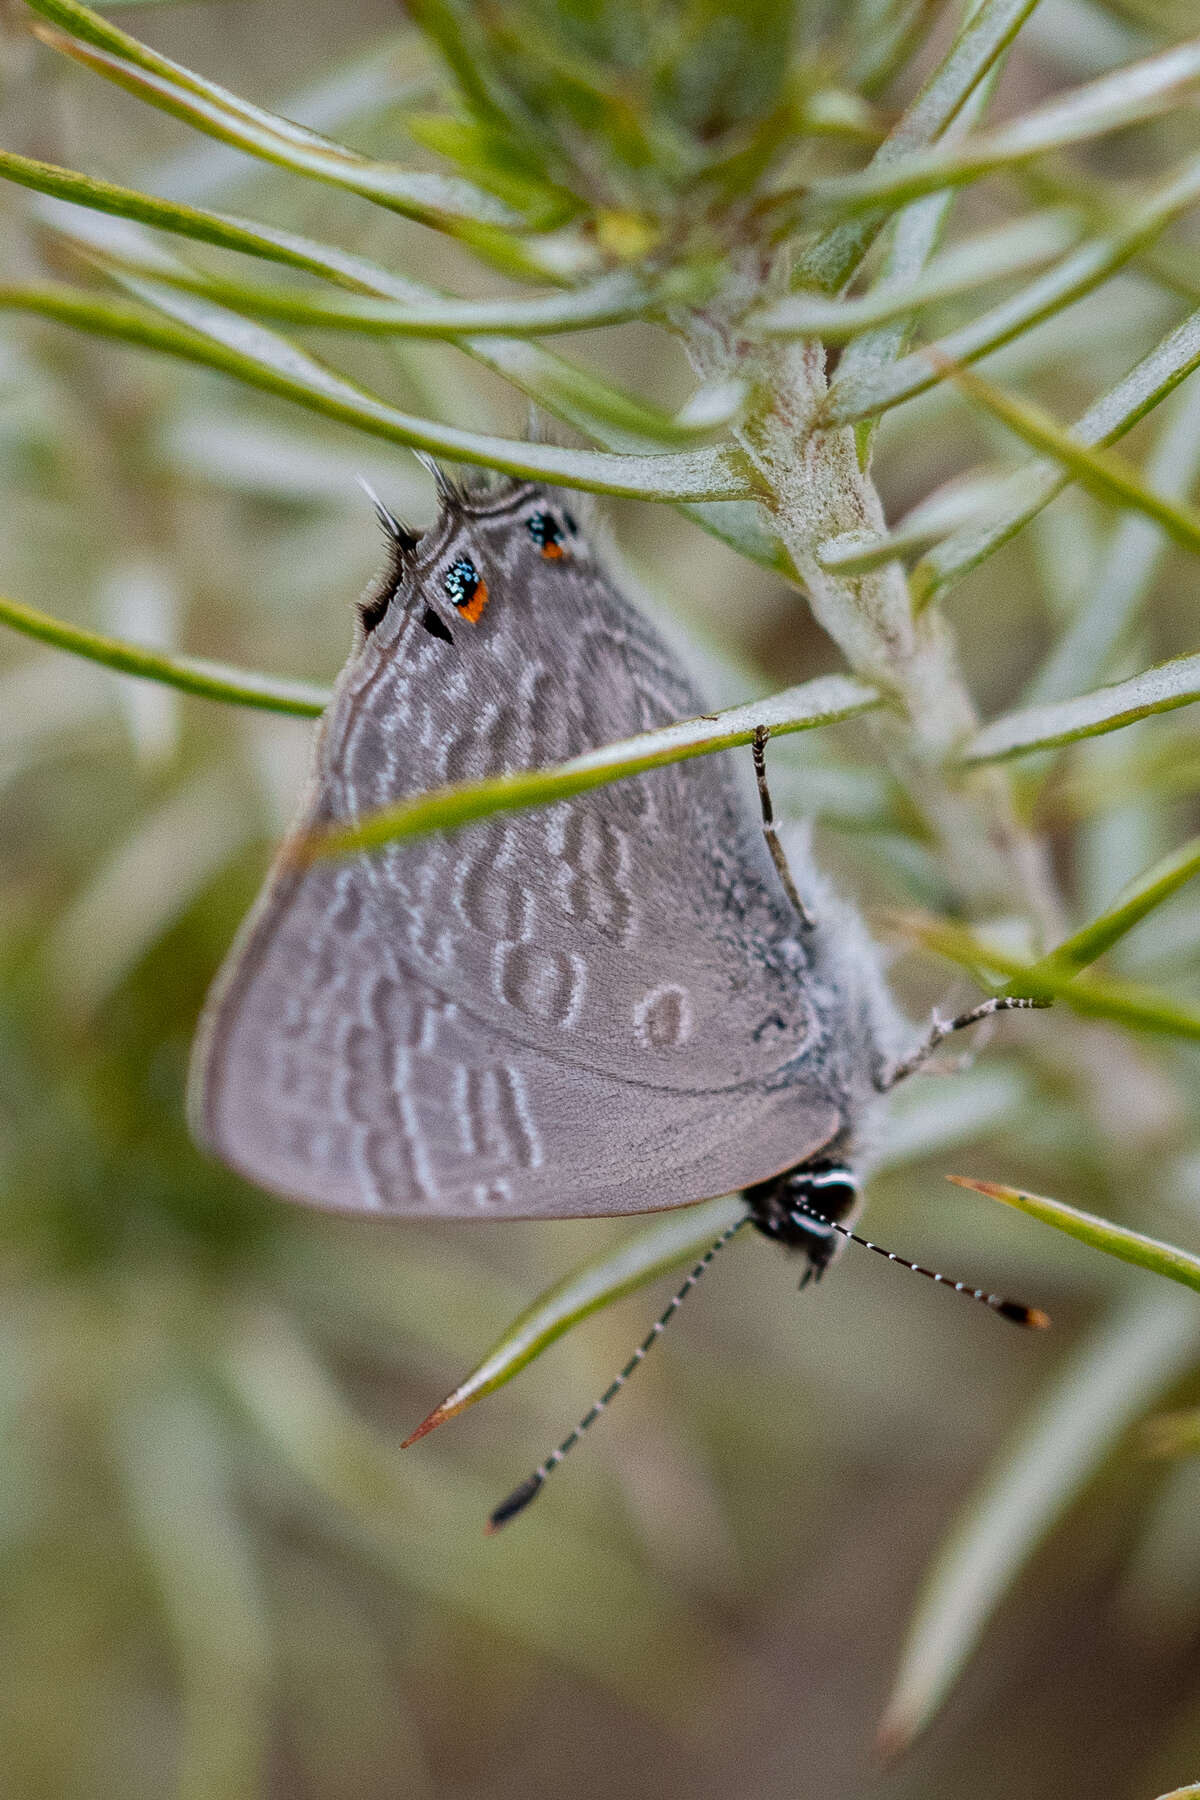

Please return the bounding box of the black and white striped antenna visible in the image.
[485,1208,1049,1531]
[487,1215,748,1531]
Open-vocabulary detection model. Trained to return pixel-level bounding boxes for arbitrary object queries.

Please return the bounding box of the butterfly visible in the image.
[190,471,1048,1524]
[189,473,921,1248]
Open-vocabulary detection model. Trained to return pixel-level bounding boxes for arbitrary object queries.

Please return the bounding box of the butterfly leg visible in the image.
[875,995,1049,1092]
[752,726,813,928]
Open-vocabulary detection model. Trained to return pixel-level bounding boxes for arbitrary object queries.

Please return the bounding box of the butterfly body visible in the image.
[190,478,903,1222]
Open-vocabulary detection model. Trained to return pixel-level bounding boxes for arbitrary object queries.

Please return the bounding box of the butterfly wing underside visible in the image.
[191,483,841,1217]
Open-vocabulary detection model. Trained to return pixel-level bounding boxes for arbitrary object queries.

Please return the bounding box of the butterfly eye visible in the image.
[443,555,489,623]
[527,511,567,559]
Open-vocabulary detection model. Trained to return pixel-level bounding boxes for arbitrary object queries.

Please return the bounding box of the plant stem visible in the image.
[679,286,1060,932]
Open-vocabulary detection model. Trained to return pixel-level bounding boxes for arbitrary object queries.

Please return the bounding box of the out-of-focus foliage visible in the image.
[2,1,1200,1797]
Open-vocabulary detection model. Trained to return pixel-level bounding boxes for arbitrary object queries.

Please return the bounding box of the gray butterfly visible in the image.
[189,475,909,1228]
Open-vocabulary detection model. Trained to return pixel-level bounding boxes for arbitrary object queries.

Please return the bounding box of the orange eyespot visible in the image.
[527,510,568,560]
[459,577,489,622]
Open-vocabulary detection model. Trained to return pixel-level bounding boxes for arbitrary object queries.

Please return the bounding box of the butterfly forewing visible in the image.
[190,481,841,1217]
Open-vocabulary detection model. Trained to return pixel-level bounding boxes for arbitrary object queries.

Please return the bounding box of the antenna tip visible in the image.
[486,1474,544,1533]
[997,1299,1052,1329]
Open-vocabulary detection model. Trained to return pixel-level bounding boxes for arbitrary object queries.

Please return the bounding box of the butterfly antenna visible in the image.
[487,1216,748,1532]
[799,1207,1050,1329]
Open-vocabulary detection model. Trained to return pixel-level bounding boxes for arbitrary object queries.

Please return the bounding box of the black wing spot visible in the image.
[420,605,454,643]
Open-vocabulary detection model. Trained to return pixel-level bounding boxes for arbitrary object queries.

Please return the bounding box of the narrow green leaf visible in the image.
[25,184,733,459]
[752,212,1078,341]
[402,1198,746,1442]
[104,266,668,337]
[13,174,788,568]
[949,1176,1200,1295]
[301,675,883,861]
[0,279,749,501]
[0,588,330,715]
[8,177,779,566]
[26,0,564,237]
[825,153,1200,427]
[1155,1786,1200,1800]
[797,39,1200,224]
[914,355,1200,567]
[1024,836,1200,980]
[793,0,1043,293]
[830,68,1001,468]
[0,147,419,289]
[402,1060,1038,1439]
[893,910,1200,1041]
[880,1289,1200,1752]
[1025,377,1200,708]
[28,0,368,142]
[117,267,750,496]
[911,307,1200,602]
[962,652,1200,763]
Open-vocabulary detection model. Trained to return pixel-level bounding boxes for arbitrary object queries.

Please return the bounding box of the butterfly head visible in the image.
[743,1159,860,1280]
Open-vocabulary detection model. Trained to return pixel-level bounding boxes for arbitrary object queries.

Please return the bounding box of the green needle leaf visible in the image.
[881,1289,1200,1753]
[892,910,1200,1040]
[794,0,1044,294]
[402,1198,746,1443]
[0,590,330,715]
[3,154,787,565]
[948,1176,1200,1294]
[798,37,1200,224]
[26,0,554,236]
[962,652,1200,763]
[0,279,750,501]
[299,675,883,860]
[751,211,1079,341]
[825,154,1200,428]
[101,267,666,338]
[0,147,419,286]
[910,306,1200,602]
[1021,836,1200,982]
[916,354,1200,563]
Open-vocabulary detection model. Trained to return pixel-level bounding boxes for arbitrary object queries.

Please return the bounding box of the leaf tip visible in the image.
[945,1173,1004,1199]
[399,1410,444,1449]
[874,1706,916,1765]
[401,1392,468,1447]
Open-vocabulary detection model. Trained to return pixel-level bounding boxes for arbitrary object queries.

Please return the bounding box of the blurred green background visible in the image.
[3,2,1200,1797]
